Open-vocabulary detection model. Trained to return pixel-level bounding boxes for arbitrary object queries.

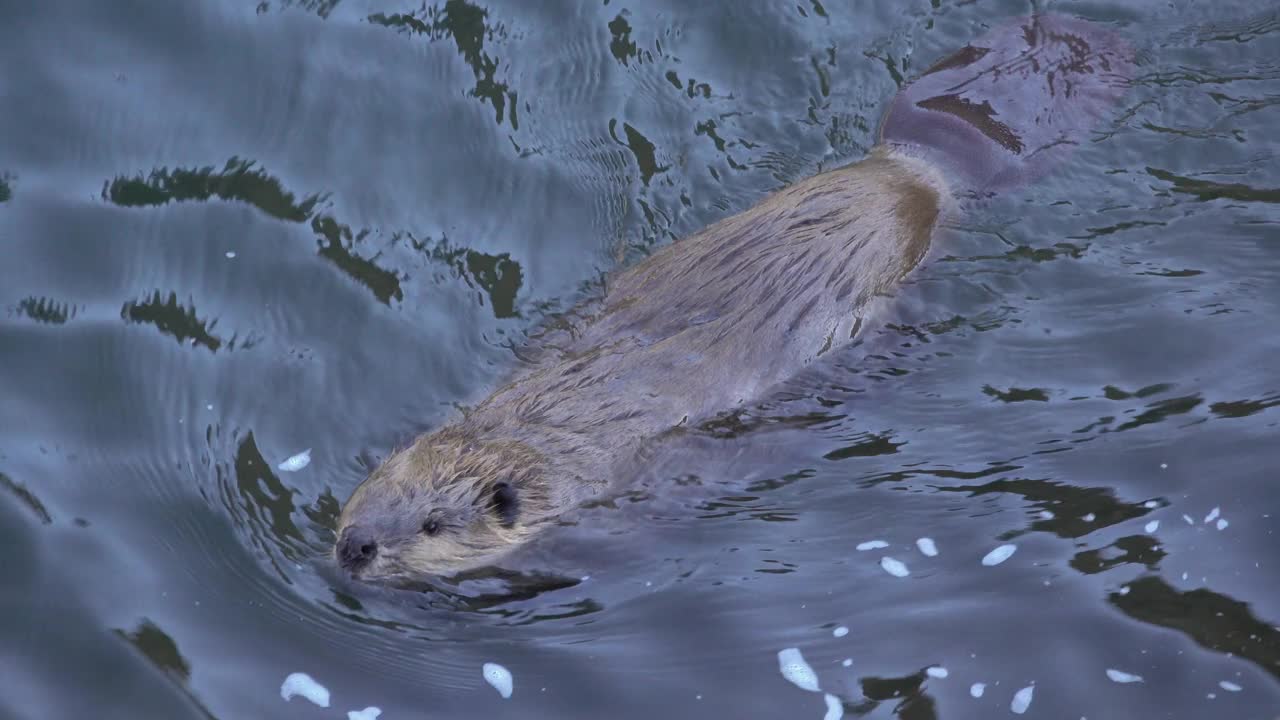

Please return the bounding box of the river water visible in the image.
[1,1,1278,718]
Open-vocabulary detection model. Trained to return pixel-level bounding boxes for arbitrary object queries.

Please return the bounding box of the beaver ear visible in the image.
[490,481,519,528]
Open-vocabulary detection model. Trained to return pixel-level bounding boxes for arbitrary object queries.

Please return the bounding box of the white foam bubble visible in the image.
[1106,669,1143,683]
[1216,519,1229,531]
[1083,513,1096,522]
[916,538,939,557]
[1183,514,1195,525]
[1010,685,1034,714]
[969,683,986,698]
[841,659,853,667]
[1145,520,1160,534]
[833,626,849,638]
[982,544,1017,566]
[880,557,910,578]
[225,251,237,259]
[823,693,844,720]
[1205,507,1220,523]
[1219,681,1242,692]
[277,449,312,472]
[777,648,820,692]
[1040,510,1055,519]
[926,667,948,679]
[857,540,889,551]
[348,708,381,720]
[1144,500,1159,509]
[280,672,330,708]
[483,662,513,699]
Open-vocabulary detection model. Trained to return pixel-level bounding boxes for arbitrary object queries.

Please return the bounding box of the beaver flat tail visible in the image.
[879,13,1135,195]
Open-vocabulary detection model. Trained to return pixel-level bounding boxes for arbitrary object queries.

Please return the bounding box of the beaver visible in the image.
[334,13,1133,583]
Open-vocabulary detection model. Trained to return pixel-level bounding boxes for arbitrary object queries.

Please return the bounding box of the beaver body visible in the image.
[335,13,1133,583]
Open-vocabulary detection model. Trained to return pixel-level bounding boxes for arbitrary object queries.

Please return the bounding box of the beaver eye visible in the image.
[491,481,519,528]
[421,519,440,536]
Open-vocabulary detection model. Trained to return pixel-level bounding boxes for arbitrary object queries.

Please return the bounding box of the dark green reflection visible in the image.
[414,235,523,319]
[852,670,935,719]
[101,158,526,312]
[13,296,77,325]
[697,409,843,439]
[257,0,342,18]
[1070,534,1165,574]
[610,118,669,186]
[1112,394,1202,432]
[942,242,1088,264]
[225,432,307,568]
[311,217,404,305]
[937,477,1151,540]
[823,432,903,460]
[0,472,52,525]
[0,172,12,202]
[1103,383,1174,400]
[121,291,225,352]
[694,119,746,169]
[1111,576,1280,679]
[862,463,1023,487]
[115,620,191,681]
[369,0,519,128]
[1148,167,1280,203]
[744,469,816,494]
[114,619,217,719]
[982,385,1050,403]
[1073,386,1205,435]
[301,487,342,535]
[102,157,324,222]
[100,159,404,305]
[1210,394,1280,419]
[607,11,654,66]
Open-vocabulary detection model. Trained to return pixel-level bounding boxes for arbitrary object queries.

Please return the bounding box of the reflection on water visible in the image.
[1113,576,1280,680]
[225,432,311,567]
[0,472,52,526]
[115,620,218,720]
[122,291,241,353]
[369,1,520,130]
[103,158,526,313]
[1072,535,1166,574]
[1,0,1278,718]
[1148,167,1280,203]
[103,158,322,223]
[11,297,77,325]
[938,477,1154,540]
[854,670,935,720]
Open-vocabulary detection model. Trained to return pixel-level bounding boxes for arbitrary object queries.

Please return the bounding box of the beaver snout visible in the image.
[337,527,378,573]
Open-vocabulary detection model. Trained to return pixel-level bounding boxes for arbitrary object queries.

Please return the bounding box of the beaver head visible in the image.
[334,432,553,582]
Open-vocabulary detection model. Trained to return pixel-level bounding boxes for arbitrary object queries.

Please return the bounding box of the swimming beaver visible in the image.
[335,13,1133,583]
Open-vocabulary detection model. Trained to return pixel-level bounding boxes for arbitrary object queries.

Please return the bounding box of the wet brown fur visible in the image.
[336,147,945,579]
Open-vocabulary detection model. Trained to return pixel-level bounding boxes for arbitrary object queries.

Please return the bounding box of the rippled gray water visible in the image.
[2,1,1278,718]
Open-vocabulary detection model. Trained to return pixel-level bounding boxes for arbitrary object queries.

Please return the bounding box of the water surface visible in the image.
[2,1,1279,718]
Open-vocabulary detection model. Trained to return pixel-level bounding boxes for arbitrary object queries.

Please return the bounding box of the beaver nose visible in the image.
[337,528,378,572]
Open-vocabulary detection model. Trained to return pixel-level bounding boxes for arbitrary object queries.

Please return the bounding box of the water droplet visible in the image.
[880,557,910,578]
[483,662,514,699]
[982,544,1017,566]
[777,648,820,692]
[1011,685,1034,714]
